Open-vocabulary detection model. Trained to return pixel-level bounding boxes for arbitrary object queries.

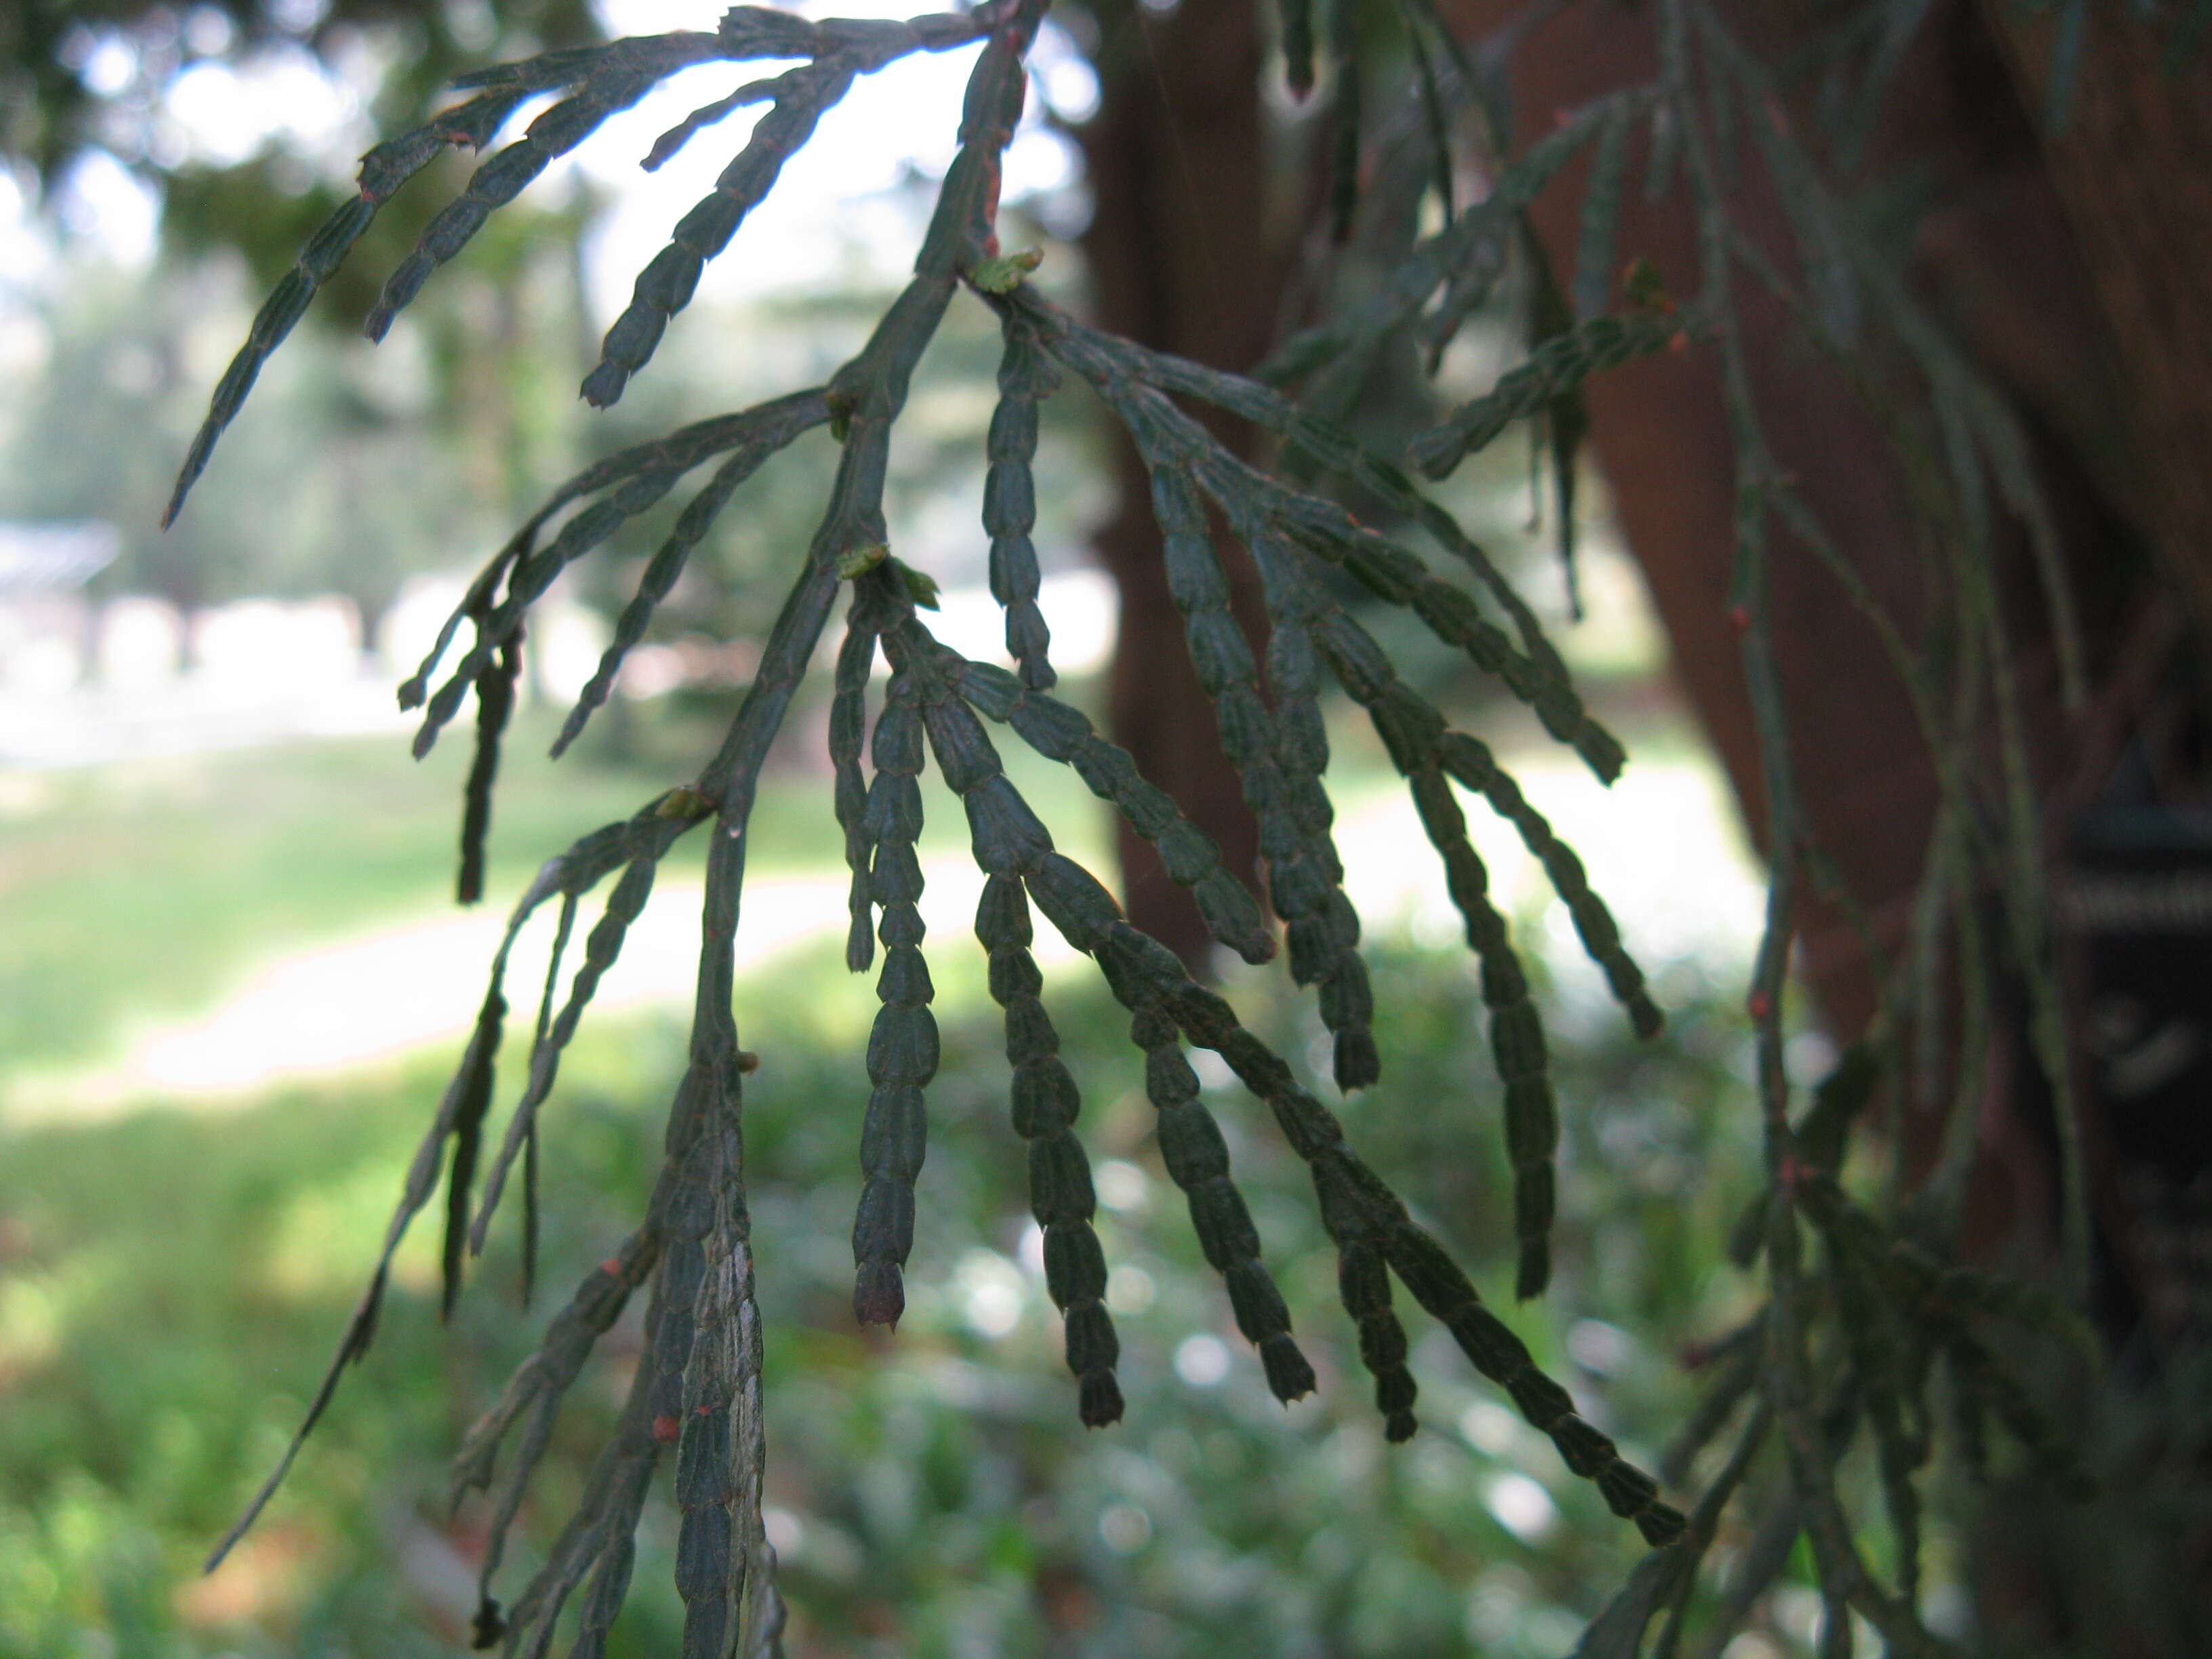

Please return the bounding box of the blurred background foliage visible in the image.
[0,3,1851,1657]
[1,719,1781,1659]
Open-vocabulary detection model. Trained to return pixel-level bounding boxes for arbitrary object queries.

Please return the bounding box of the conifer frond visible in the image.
[1256,89,1651,396]
[409,389,835,761]
[457,632,525,906]
[642,76,778,172]
[1005,298,1633,1092]
[832,599,882,972]
[849,659,937,1328]
[955,658,1277,966]
[1320,1160,1422,1442]
[1409,310,1687,478]
[1660,1315,1763,1488]
[394,400,809,720]
[490,1295,668,1656]
[1000,849,1682,1534]
[1435,732,1660,1034]
[1567,1539,1694,1659]
[983,314,1061,689]
[1158,459,1377,1089]
[450,1227,659,1630]
[363,33,732,344]
[975,873,1125,1425]
[470,850,663,1253]
[552,389,838,758]
[1006,300,1628,779]
[1130,999,1317,1401]
[162,77,536,528]
[1256,568,1385,1088]
[1572,105,1634,323]
[203,800,664,1572]
[1404,14,1458,225]
[1307,600,1562,1296]
[584,58,857,408]
[664,822,786,1659]
[181,0,2128,1642]
[1831,0,1938,170]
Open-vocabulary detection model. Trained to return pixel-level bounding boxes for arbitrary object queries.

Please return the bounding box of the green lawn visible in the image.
[0,702,1108,1082]
[0,699,1780,1658]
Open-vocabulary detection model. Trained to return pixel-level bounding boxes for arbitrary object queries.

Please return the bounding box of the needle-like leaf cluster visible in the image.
[163,1,2121,1653]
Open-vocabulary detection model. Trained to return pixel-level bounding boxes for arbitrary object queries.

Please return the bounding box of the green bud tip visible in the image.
[970,247,1045,294]
[837,541,890,579]
[1622,256,1673,316]
[890,557,941,611]
[655,784,714,820]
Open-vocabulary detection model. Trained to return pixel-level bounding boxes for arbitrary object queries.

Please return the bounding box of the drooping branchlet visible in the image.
[975,874,1124,1426]
[851,668,936,1328]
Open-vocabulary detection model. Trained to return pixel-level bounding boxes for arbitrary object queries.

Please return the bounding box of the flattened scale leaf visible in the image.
[954,657,1275,966]
[982,312,1062,689]
[1408,310,1685,479]
[1012,854,1677,1538]
[975,871,1125,1424]
[584,57,858,408]
[457,630,524,905]
[408,388,834,760]
[362,33,729,344]
[1437,732,1662,1036]
[832,597,882,972]
[1307,603,1565,1297]
[161,64,564,527]
[642,75,779,172]
[1246,560,1381,1088]
[552,388,838,758]
[1572,103,1633,322]
[850,668,937,1328]
[1001,291,1628,781]
[205,795,670,1570]
[1129,1000,1315,1402]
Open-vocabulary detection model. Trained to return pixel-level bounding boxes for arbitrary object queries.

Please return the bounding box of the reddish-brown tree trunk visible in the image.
[1078,0,1281,964]
[1439,1,2118,1042]
[1437,7,2212,1648]
[1975,3,2212,628]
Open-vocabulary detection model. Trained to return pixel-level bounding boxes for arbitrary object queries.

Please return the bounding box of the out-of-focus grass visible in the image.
[0,703,1100,1077]
[0,934,1765,1659]
[0,704,1783,1658]
[0,714,654,1074]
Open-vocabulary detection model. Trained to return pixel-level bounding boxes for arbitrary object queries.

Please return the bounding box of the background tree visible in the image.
[1435,6,2212,1650]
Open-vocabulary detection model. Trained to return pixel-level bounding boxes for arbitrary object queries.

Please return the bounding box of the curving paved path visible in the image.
[6,756,1760,1122]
